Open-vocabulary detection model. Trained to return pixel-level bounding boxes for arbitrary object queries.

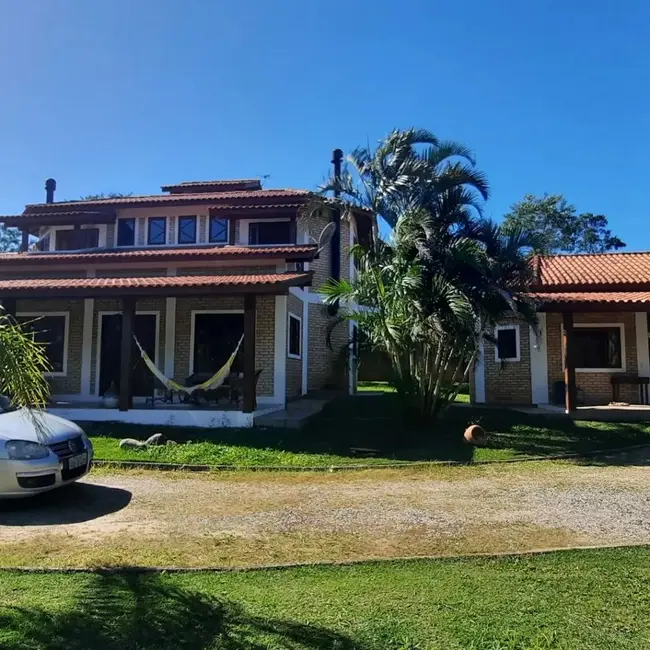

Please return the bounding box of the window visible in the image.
[288,313,301,359]
[574,326,623,370]
[178,216,197,244]
[209,217,228,244]
[147,217,167,245]
[37,234,50,252]
[117,218,135,247]
[495,325,520,362]
[249,221,292,245]
[55,228,99,251]
[17,314,68,375]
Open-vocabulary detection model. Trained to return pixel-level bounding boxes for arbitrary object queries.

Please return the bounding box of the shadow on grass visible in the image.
[0,483,132,526]
[0,572,365,650]
[81,394,650,465]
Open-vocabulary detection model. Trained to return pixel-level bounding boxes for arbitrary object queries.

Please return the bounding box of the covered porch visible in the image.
[0,271,311,427]
[535,291,650,414]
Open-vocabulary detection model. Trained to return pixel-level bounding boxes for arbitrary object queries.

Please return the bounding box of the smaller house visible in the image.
[472,252,650,412]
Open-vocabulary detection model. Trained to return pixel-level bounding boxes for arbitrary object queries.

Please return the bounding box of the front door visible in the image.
[99,314,157,397]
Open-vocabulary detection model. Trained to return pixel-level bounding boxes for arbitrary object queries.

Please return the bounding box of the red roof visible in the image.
[533,291,650,309]
[535,252,650,289]
[24,189,310,213]
[161,179,262,193]
[0,245,316,266]
[0,272,312,297]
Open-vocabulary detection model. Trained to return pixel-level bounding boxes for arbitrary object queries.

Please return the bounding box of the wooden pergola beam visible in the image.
[562,311,577,413]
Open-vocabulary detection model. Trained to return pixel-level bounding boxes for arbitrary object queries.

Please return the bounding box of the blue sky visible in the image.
[0,0,647,247]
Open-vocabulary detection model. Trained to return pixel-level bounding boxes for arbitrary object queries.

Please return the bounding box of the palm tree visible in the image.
[0,311,51,409]
[320,129,536,427]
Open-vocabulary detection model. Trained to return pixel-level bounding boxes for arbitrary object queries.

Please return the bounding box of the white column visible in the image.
[80,298,94,398]
[301,295,309,395]
[636,312,650,377]
[530,313,549,405]
[164,298,177,377]
[274,295,287,404]
[474,339,486,403]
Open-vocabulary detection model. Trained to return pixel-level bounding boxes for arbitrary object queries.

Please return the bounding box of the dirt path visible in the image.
[2,460,650,568]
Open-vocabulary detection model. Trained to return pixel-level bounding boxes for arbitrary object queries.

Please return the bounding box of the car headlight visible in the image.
[5,440,50,460]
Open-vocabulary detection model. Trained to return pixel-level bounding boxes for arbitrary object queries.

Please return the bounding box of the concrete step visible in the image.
[254,397,333,429]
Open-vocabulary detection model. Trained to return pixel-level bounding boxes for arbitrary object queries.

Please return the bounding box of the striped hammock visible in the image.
[132,334,244,395]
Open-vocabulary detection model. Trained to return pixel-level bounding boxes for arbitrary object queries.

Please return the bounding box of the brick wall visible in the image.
[16,298,84,395]
[287,294,303,398]
[173,295,274,397]
[546,312,639,405]
[484,318,532,404]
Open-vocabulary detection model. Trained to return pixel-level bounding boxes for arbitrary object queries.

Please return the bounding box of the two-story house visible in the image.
[0,173,369,427]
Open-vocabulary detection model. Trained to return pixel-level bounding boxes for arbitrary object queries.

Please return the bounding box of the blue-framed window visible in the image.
[116,218,135,247]
[209,216,228,244]
[148,217,167,245]
[178,216,197,244]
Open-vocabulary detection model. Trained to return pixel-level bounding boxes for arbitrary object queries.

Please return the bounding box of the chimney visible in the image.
[45,178,56,203]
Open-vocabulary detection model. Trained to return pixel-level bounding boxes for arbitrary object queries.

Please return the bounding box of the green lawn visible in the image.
[2,547,649,649]
[83,393,650,468]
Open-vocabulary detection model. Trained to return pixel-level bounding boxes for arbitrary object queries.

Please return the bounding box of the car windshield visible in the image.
[0,394,17,414]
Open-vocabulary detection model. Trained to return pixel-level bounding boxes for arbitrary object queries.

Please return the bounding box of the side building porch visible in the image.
[473,295,650,416]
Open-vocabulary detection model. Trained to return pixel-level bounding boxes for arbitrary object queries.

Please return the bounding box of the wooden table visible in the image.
[611,375,650,404]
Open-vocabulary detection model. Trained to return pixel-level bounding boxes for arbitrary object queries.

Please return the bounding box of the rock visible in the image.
[119,438,148,450]
[145,433,167,446]
[463,424,488,446]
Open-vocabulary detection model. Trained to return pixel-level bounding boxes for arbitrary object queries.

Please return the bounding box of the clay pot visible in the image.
[464,424,488,446]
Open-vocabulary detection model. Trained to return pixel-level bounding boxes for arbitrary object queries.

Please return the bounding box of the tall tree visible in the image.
[319,129,537,427]
[0,227,21,252]
[79,192,133,200]
[501,194,625,255]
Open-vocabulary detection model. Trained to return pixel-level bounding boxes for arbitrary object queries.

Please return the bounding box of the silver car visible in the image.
[0,400,93,498]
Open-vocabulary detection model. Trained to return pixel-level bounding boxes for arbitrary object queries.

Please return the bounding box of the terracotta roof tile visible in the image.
[24,189,311,212]
[536,252,650,288]
[0,245,316,266]
[532,291,650,306]
[0,272,312,297]
[161,179,262,193]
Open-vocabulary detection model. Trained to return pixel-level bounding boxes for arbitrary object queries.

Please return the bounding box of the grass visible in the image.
[83,393,650,468]
[357,380,470,403]
[1,547,650,649]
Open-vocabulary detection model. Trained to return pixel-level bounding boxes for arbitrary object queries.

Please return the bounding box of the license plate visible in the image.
[67,453,88,470]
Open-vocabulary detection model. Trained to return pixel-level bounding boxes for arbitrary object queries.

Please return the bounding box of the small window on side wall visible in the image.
[209,217,228,243]
[288,313,301,359]
[117,218,135,247]
[178,216,197,244]
[148,217,167,245]
[495,325,520,362]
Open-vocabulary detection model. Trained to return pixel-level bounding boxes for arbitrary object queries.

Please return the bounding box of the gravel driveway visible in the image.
[1,458,650,568]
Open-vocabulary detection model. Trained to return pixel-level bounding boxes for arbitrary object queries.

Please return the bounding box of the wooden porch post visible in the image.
[562,311,577,413]
[20,230,29,252]
[119,296,136,411]
[243,294,256,413]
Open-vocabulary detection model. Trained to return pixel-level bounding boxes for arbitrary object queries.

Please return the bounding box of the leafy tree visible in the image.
[0,226,21,252]
[320,129,537,427]
[501,194,625,254]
